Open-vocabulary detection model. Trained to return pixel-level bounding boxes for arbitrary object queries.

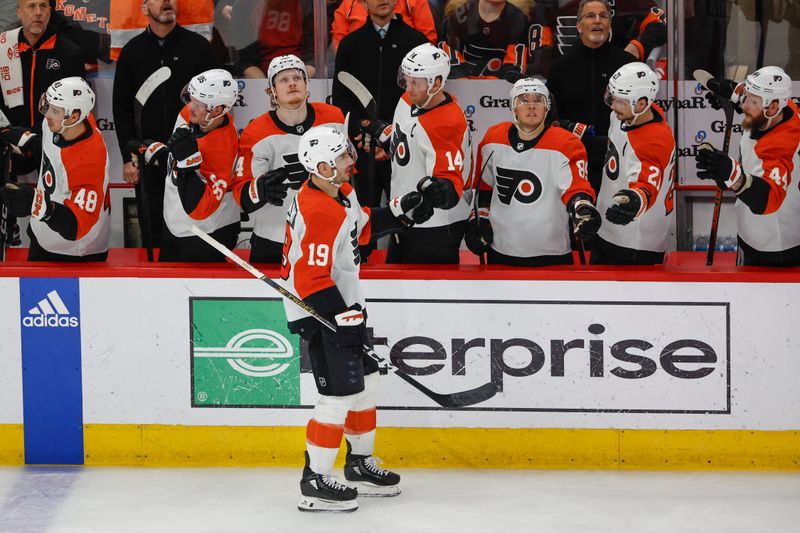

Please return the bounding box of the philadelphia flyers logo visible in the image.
[282,153,309,190]
[604,141,620,181]
[390,123,410,166]
[40,154,56,194]
[495,167,542,205]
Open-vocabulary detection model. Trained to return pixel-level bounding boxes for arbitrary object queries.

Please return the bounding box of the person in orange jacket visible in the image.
[331,0,436,52]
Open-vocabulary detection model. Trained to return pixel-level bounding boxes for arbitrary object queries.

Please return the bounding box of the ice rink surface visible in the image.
[0,467,797,533]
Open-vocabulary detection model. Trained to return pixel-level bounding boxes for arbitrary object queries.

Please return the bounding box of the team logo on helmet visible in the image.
[495,167,542,205]
[604,142,620,181]
[391,124,410,167]
[282,153,309,190]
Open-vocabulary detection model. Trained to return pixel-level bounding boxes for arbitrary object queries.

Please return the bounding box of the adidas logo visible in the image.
[22,290,79,328]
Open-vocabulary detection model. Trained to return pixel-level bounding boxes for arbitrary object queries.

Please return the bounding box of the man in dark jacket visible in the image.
[112,0,218,248]
[332,0,427,215]
[546,0,634,194]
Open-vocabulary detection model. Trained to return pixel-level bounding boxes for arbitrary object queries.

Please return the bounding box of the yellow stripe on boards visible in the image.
[77,426,800,470]
[0,425,24,464]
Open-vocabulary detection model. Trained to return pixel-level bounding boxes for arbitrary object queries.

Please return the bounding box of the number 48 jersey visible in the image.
[389,92,471,228]
[596,103,676,253]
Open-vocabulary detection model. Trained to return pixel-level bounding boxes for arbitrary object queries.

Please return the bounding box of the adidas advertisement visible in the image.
[190,297,301,407]
[22,289,79,328]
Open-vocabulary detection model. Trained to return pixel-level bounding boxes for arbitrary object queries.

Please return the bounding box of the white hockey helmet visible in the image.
[267,54,308,91]
[39,77,95,130]
[400,43,450,89]
[297,126,357,186]
[744,66,792,111]
[181,69,238,117]
[510,78,550,112]
[605,62,659,116]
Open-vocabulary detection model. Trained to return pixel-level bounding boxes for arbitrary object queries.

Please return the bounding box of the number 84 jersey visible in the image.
[596,103,676,253]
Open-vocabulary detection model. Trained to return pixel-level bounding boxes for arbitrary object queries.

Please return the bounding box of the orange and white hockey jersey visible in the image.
[389,92,471,228]
[232,103,344,244]
[596,103,675,253]
[736,100,800,252]
[30,114,110,256]
[163,106,240,238]
[475,123,594,257]
[280,181,372,324]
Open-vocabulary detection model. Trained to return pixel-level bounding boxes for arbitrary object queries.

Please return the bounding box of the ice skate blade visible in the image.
[297,496,358,513]
[347,481,401,497]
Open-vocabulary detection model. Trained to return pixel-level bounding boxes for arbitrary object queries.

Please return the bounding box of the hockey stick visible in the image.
[693,69,734,266]
[192,224,500,408]
[337,71,379,209]
[362,345,500,408]
[0,108,12,262]
[134,66,171,262]
[472,151,494,265]
[190,224,337,331]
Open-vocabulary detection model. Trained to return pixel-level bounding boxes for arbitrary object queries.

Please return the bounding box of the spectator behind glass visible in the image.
[113,0,219,248]
[49,0,112,68]
[331,0,436,53]
[439,0,530,80]
[231,0,316,78]
[546,0,634,194]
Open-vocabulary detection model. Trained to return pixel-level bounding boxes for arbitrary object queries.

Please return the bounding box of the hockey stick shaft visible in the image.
[337,71,378,210]
[0,149,8,262]
[473,151,494,265]
[190,225,337,332]
[706,102,734,266]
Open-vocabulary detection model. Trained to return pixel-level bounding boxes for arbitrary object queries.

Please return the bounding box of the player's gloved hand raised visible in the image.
[389,191,433,227]
[358,119,392,151]
[569,197,601,239]
[167,126,202,171]
[704,78,743,112]
[605,189,643,226]
[251,167,290,206]
[126,139,169,170]
[695,142,743,190]
[418,176,459,209]
[329,305,367,348]
[464,213,493,255]
[1,183,53,220]
[0,127,37,157]
[552,120,596,140]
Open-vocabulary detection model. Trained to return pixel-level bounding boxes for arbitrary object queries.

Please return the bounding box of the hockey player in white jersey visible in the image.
[366,42,471,264]
[0,77,110,261]
[280,126,433,512]
[592,62,676,265]
[695,66,800,266]
[231,54,345,263]
[465,78,600,266]
[135,69,241,262]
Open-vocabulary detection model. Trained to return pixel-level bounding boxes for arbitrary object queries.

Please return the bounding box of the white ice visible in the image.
[0,467,797,533]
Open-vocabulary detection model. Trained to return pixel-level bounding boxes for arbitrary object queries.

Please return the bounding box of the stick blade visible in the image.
[336,71,378,119]
[135,66,172,106]
[692,69,714,90]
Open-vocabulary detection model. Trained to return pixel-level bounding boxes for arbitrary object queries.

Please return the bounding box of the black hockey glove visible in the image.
[605,189,643,226]
[167,126,202,172]
[329,305,367,348]
[418,176,459,209]
[496,64,524,83]
[704,78,743,112]
[1,183,53,220]
[695,143,743,191]
[126,139,169,169]
[0,127,38,159]
[464,214,493,255]
[389,191,433,227]
[568,196,601,240]
[250,167,290,206]
[552,120,596,141]
[359,119,392,152]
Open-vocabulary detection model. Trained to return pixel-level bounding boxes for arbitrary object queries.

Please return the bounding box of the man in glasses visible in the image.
[546,0,635,195]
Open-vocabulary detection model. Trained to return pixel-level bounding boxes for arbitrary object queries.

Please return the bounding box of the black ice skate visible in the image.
[298,452,358,513]
[344,442,401,497]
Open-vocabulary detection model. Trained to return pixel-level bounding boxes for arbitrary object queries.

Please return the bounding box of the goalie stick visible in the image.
[134,66,171,262]
[693,69,735,266]
[191,225,499,408]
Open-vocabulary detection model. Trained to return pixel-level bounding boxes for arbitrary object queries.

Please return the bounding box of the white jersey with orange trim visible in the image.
[736,101,800,252]
[163,107,241,238]
[475,122,594,257]
[30,115,110,256]
[280,181,372,324]
[389,92,471,228]
[596,104,676,253]
[232,103,345,243]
